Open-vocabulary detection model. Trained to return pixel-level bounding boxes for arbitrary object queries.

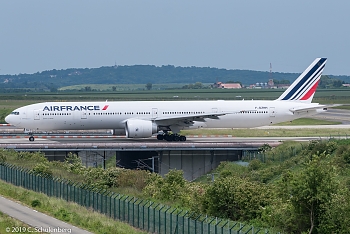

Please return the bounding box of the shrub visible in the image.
[0,149,7,163]
[31,162,53,177]
[335,145,350,164]
[54,208,71,222]
[64,152,84,173]
[16,151,48,163]
[31,199,41,208]
[143,170,189,205]
[203,176,272,221]
[248,159,261,171]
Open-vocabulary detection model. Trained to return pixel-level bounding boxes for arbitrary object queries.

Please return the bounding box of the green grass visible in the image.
[274,117,342,125]
[332,105,350,110]
[0,211,40,234]
[0,180,147,234]
[181,127,350,137]
[1,87,350,103]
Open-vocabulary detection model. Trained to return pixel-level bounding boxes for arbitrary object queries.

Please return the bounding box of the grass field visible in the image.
[274,117,342,125]
[181,127,350,137]
[0,211,38,234]
[1,87,350,103]
[0,180,147,234]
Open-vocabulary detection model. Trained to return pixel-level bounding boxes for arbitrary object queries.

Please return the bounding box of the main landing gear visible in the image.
[157,133,187,142]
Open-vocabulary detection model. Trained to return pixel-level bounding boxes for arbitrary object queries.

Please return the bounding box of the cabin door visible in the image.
[81,111,87,119]
[152,108,158,119]
[34,110,40,120]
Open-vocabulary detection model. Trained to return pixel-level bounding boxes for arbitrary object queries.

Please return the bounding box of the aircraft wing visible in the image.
[154,111,234,127]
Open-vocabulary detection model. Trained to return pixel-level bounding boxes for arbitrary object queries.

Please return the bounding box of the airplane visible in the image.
[5,58,328,142]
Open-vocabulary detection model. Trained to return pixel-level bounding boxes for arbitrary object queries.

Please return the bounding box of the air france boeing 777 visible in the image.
[5,58,328,142]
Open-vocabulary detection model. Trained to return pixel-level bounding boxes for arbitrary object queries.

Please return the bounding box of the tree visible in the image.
[277,153,338,233]
[202,176,272,221]
[273,79,290,84]
[318,187,350,233]
[145,83,152,90]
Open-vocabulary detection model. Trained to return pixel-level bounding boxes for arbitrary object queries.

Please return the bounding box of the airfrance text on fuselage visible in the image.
[43,106,100,111]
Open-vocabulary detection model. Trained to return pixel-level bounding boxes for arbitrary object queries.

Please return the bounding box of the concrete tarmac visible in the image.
[0,196,92,234]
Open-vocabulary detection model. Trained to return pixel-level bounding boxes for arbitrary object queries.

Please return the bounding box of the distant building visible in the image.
[268,79,274,86]
[277,85,289,89]
[213,82,242,89]
[248,80,290,89]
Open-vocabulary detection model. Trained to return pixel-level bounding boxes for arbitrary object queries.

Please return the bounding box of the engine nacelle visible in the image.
[125,119,158,138]
[111,129,126,136]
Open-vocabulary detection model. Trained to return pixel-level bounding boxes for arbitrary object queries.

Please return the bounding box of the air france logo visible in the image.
[43,105,109,111]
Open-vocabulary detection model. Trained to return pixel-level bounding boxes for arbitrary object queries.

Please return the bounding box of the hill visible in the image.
[1,65,349,91]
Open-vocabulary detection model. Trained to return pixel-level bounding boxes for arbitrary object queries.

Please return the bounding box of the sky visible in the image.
[1,1,349,76]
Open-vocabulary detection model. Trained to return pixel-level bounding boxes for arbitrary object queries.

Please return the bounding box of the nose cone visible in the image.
[5,113,20,126]
[5,114,11,124]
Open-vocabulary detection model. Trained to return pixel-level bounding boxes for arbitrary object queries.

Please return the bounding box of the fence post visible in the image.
[153,203,161,233]
[207,217,216,234]
[122,195,129,222]
[182,211,189,234]
[147,201,154,232]
[169,208,177,234]
[193,214,201,234]
[229,222,238,234]
[163,206,171,234]
[136,199,143,228]
[237,223,245,234]
[132,198,139,227]
[221,220,228,234]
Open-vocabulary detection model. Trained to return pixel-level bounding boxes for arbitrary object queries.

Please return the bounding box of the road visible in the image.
[0,196,92,234]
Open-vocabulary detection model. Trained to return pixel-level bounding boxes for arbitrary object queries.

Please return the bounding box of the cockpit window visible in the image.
[11,112,20,115]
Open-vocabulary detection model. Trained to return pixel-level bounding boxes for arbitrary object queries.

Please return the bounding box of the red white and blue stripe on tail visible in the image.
[277,58,327,103]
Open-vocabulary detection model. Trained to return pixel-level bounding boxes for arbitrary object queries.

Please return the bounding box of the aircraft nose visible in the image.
[5,115,10,124]
[5,114,19,126]
[5,114,12,124]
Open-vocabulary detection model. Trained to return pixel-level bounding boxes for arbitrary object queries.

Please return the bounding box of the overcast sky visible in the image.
[1,1,349,75]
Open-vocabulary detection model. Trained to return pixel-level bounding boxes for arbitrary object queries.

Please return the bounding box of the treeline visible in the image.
[1,64,349,91]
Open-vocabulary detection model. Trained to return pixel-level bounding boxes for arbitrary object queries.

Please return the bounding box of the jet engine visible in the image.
[125,119,158,138]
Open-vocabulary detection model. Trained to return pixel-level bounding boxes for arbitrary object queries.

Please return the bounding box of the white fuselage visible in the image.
[6,100,321,132]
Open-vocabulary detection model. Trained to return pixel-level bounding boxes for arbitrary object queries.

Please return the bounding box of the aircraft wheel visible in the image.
[165,134,173,142]
[29,136,35,142]
[180,136,186,141]
[173,135,180,141]
[157,134,164,140]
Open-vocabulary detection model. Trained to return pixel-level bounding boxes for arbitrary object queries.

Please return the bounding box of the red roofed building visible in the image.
[214,82,242,89]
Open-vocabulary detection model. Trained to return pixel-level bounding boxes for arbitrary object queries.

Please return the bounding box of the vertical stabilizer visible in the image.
[277,58,327,103]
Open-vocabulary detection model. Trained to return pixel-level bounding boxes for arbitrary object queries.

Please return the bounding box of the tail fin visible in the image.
[277,58,327,103]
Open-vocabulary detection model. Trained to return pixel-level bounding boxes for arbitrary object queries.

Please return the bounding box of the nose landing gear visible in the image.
[29,135,35,141]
